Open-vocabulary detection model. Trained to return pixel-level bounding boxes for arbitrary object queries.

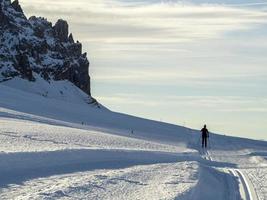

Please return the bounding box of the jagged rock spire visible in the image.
[11,0,23,13]
[68,33,74,43]
[53,19,69,42]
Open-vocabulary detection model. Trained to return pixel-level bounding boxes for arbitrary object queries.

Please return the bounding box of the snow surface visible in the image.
[0,78,267,199]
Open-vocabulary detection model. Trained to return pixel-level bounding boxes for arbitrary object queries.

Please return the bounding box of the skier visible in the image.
[201,124,209,148]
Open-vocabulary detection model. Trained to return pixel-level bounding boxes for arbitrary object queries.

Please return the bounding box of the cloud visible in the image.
[92,67,267,88]
[97,93,267,113]
[20,0,267,44]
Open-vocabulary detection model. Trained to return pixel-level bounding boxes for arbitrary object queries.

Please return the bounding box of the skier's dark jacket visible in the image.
[201,127,209,138]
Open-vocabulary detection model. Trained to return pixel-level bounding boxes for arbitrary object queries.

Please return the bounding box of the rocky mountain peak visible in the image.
[53,19,69,42]
[11,0,23,13]
[0,0,91,96]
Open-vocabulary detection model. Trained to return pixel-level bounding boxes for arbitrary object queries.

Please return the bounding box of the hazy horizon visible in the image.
[20,0,267,140]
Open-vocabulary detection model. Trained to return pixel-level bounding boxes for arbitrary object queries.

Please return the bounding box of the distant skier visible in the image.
[201,124,209,148]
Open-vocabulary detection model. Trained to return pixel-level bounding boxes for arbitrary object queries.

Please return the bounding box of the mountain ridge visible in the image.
[0,0,91,96]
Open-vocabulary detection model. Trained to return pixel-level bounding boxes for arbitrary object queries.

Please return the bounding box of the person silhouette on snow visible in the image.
[201,124,209,148]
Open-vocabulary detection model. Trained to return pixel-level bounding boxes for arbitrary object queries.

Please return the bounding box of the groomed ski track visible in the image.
[203,150,259,200]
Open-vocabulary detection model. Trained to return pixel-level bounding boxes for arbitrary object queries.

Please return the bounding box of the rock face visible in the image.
[53,19,69,42]
[11,0,23,13]
[0,0,91,95]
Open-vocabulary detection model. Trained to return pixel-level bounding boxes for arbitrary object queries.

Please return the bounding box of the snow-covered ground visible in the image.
[0,78,267,199]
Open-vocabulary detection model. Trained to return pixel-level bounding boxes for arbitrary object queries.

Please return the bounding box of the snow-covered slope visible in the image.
[0,77,196,147]
[0,79,267,200]
[1,0,266,199]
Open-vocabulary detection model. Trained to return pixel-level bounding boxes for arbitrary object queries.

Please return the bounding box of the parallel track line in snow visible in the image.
[206,151,258,200]
[204,151,237,200]
[234,169,258,200]
[226,169,239,200]
[233,169,252,200]
[227,167,259,200]
[242,170,260,200]
[228,169,240,200]
[206,150,212,161]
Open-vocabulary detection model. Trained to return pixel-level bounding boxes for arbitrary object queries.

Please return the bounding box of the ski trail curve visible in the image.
[206,150,258,200]
[202,150,240,200]
[233,169,252,200]
[231,169,259,200]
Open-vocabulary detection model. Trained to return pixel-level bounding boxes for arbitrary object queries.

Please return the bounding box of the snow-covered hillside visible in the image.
[1,0,266,199]
[0,78,267,200]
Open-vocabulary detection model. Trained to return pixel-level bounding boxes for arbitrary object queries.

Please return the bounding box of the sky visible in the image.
[19,0,267,140]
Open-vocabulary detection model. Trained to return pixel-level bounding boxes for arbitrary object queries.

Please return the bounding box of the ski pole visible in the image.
[197,135,201,146]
